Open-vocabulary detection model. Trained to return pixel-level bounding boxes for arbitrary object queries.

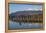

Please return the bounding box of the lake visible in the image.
[8,21,43,30]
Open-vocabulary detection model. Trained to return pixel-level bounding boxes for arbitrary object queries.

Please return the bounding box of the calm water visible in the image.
[8,21,43,30]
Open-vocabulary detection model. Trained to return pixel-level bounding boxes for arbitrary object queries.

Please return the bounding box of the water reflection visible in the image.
[9,21,43,30]
[19,22,22,26]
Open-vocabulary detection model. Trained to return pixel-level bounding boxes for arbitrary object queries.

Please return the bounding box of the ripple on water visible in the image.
[9,21,43,29]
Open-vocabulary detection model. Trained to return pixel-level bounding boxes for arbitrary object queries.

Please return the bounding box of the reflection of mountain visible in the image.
[9,10,43,23]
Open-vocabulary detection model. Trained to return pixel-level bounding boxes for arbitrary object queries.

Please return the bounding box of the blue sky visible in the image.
[9,4,42,14]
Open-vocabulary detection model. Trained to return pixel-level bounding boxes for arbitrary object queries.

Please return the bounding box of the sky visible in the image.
[9,4,42,14]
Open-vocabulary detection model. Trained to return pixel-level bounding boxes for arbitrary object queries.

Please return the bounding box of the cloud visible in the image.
[24,8,42,11]
[40,8,42,11]
[25,8,33,10]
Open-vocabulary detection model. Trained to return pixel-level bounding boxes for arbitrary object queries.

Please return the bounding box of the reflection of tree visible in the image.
[19,22,21,26]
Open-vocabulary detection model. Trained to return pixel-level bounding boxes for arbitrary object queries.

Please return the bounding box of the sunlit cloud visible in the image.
[16,8,42,11]
[25,8,33,10]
